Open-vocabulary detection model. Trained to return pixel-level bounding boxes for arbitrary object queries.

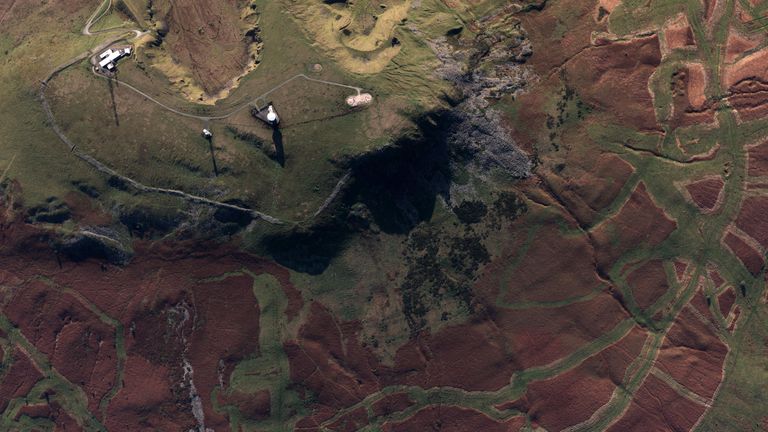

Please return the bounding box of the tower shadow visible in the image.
[272,128,285,167]
[207,137,219,176]
[107,78,119,126]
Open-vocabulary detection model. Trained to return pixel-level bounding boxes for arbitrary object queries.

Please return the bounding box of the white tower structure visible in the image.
[266,105,279,125]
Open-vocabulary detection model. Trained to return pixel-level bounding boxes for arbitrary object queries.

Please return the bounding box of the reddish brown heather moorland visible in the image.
[690,289,718,324]
[0,0,759,427]
[626,260,671,310]
[735,196,768,248]
[285,288,630,428]
[106,355,194,430]
[656,307,728,399]
[718,287,737,318]
[747,139,768,177]
[724,231,764,275]
[4,282,117,415]
[593,183,678,270]
[544,152,635,226]
[504,325,647,431]
[496,225,606,304]
[607,375,707,432]
[709,268,725,288]
[0,349,42,413]
[382,406,525,432]
[518,0,604,75]
[565,35,662,131]
[429,293,628,377]
[0,197,304,431]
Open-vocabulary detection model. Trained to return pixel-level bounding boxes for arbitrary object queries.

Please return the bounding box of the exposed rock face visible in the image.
[443,109,531,179]
[425,19,534,182]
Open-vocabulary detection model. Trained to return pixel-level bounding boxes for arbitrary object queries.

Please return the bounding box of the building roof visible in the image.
[99,51,121,68]
[98,48,130,69]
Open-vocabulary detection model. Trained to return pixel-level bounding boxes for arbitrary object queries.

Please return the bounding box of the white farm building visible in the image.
[98,47,132,71]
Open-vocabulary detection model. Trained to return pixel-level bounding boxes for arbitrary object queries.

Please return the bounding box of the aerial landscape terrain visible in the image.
[1,0,768,430]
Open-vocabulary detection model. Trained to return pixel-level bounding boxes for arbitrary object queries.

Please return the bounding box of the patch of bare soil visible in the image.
[728,306,741,331]
[598,0,622,15]
[14,403,50,421]
[722,49,768,120]
[703,0,719,22]
[674,260,688,282]
[669,64,716,128]
[725,30,762,64]
[726,78,768,122]
[62,191,113,226]
[685,63,708,110]
[664,14,696,52]
[154,0,253,95]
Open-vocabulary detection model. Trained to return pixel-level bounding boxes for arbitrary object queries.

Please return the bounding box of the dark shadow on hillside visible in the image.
[207,137,219,176]
[260,110,457,274]
[272,128,285,167]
